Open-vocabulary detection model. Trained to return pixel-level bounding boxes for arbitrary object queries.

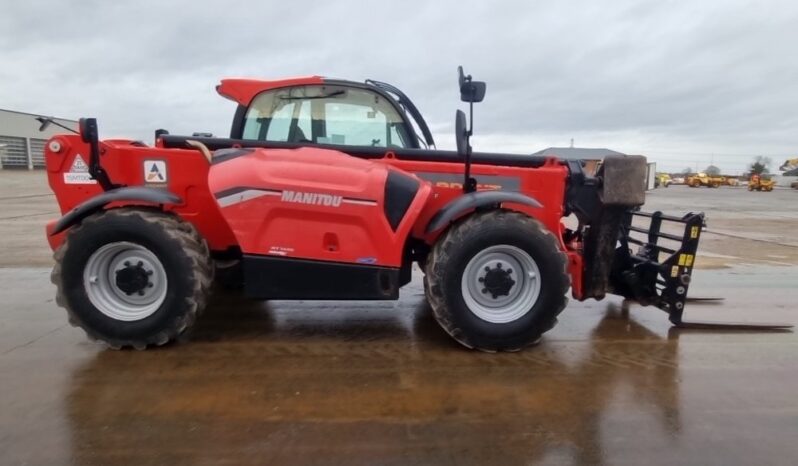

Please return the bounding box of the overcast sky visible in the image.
[2,0,797,173]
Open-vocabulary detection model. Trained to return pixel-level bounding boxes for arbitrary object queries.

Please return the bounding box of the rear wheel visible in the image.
[426,210,570,351]
[52,208,213,349]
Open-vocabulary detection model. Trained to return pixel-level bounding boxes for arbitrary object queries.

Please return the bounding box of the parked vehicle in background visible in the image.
[748,174,775,192]
[654,173,672,188]
[779,158,798,174]
[687,172,725,188]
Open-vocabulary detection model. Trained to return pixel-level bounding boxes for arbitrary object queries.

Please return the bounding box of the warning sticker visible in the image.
[143,160,167,185]
[63,154,97,184]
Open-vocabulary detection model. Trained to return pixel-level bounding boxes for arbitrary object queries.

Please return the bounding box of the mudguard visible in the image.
[51,187,182,235]
[425,191,542,234]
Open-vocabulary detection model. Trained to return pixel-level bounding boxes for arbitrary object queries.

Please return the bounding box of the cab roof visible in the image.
[216,76,325,107]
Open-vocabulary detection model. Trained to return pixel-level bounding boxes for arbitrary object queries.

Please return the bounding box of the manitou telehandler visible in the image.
[40,67,770,352]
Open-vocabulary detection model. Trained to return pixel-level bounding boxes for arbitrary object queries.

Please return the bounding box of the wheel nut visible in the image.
[496,263,502,269]
[124,261,130,267]
[478,277,484,283]
[484,266,490,272]
[482,288,488,294]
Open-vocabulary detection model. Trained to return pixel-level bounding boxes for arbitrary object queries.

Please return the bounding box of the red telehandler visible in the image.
[39,67,762,351]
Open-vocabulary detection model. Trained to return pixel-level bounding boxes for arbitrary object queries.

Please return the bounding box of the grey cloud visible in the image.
[1,0,796,173]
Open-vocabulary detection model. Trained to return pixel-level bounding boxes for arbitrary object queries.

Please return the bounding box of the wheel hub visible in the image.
[479,263,516,298]
[461,245,542,324]
[115,261,153,295]
[83,242,168,322]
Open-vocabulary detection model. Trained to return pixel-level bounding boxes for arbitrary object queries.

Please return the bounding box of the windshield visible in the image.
[242,85,412,148]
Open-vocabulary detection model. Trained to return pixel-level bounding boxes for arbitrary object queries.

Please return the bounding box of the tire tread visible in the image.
[425,210,570,352]
[51,208,213,350]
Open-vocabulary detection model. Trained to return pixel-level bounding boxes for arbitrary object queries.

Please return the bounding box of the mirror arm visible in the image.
[463,86,476,193]
[80,118,118,191]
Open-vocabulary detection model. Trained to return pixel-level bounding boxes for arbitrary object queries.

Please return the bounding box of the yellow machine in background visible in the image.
[687,172,725,188]
[748,175,775,192]
[779,158,798,172]
[655,173,672,188]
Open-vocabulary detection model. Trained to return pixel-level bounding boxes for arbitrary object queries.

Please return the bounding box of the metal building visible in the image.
[531,147,627,175]
[0,109,78,169]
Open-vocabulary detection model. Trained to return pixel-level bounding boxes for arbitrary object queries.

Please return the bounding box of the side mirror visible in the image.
[79,118,98,144]
[155,129,170,141]
[458,66,487,103]
[455,109,467,157]
[35,116,52,132]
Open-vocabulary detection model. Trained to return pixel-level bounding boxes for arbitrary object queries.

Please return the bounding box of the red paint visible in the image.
[44,81,585,299]
[216,76,324,106]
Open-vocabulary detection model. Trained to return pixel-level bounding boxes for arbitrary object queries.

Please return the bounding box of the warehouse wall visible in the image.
[0,109,77,169]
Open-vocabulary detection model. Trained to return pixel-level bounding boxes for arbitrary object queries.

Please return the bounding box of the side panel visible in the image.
[208,148,431,268]
[379,156,570,247]
[44,135,237,252]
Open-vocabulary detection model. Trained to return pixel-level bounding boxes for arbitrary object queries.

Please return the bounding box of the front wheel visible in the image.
[425,210,570,352]
[52,208,213,349]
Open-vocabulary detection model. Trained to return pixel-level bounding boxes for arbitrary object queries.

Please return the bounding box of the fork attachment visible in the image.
[609,210,704,325]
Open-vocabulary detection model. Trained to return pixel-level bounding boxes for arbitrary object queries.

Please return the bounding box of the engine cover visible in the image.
[208,146,429,267]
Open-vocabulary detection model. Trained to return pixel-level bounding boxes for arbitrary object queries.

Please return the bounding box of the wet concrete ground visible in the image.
[1,266,797,465]
[2,172,798,464]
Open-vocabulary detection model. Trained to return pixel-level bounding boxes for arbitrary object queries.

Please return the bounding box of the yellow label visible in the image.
[686,255,694,267]
[691,226,700,239]
[678,254,687,266]
[671,266,679,277]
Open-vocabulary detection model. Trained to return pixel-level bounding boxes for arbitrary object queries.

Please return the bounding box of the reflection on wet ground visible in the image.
[1,266,797,465]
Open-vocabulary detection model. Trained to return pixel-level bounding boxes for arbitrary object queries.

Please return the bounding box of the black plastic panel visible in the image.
[383,171,419,230]
[243,255,400,300]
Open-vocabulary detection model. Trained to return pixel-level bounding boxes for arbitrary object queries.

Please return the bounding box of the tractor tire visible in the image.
[51,208,213,349]
[425,210,570,352]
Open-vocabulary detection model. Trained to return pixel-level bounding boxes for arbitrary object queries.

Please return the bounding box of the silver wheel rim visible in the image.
[461,245,541,324]
[83,242,168,321]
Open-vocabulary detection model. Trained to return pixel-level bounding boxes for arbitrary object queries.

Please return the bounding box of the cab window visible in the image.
[242,85,411,148]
